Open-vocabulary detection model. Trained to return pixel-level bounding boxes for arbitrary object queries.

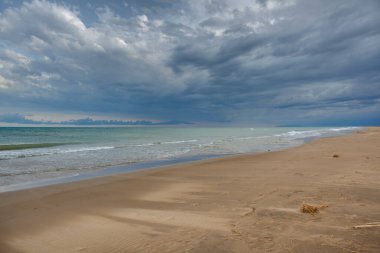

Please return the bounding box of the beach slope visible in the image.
[1,128,380,252]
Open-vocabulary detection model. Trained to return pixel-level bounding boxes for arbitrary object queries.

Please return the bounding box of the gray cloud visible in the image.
[0,0,379,125]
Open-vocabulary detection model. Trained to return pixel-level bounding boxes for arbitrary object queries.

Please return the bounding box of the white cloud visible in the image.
[0,75,9,89]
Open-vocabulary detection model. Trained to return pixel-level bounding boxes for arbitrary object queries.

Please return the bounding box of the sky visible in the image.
[0,0,379,126]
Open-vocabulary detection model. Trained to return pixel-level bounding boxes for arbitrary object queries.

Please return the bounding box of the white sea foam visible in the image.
[328,127,359,132]
[198,142,215,148]
[275,130,321,138]
[274,127,358,139]
[156,149,191,159]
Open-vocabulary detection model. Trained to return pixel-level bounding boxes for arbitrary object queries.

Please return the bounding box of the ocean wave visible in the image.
[162,140,198,144]
[58,146,114,153]
[133,143,155,147]
[0,166,83,177]
[0,171,34,177]
[235,136,257,140]
[0,146,115,160]
[130,139,198,147]
[0,143,70,151]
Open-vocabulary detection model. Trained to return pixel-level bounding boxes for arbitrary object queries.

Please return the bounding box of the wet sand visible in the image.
[0,127,379,252]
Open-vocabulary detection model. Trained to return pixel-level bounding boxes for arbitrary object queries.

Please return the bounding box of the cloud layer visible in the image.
[0,0,379,125]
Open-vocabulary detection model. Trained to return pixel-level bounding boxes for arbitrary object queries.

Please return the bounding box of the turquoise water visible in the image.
[0,126,358,187]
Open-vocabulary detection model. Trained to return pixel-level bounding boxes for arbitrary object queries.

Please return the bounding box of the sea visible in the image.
[0,126,359,191]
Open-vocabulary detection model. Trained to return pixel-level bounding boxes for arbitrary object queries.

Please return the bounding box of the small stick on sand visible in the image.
[353,222,380,229]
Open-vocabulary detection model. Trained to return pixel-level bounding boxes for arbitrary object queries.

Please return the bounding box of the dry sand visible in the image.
[0,128,380,253]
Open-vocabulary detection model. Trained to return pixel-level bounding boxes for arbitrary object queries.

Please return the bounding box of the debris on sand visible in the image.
[333,154,340,158]
[243,207,256,216]
[300,203,328,215]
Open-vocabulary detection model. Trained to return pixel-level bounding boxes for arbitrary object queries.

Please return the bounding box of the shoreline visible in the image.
[0,127,358,193]
[0,153,228,193]
[1,127,379,252]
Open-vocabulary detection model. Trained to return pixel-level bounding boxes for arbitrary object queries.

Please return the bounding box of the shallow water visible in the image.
[0,126,359,188]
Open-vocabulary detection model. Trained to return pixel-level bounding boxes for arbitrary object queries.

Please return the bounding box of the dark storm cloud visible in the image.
[0,0,379,125]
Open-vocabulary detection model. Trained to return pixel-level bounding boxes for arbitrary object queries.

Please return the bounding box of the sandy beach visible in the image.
[0,128,379,253]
